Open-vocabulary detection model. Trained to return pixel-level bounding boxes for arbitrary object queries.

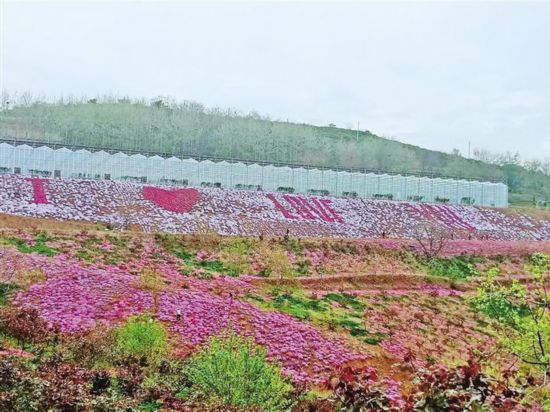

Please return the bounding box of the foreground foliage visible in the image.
[409,356,531,411]
[1,228,550,409]
[470,253,550,377]
[115,315,168,366]
[184,333,293,410]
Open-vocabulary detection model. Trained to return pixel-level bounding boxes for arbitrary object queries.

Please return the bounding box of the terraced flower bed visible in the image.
[0,228,548,410]
[0,174,548,240]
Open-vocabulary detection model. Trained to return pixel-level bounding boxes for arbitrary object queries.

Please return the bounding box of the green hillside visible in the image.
[0,99,549,206]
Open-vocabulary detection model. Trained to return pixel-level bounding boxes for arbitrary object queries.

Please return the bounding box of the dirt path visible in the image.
[248,271,536,294]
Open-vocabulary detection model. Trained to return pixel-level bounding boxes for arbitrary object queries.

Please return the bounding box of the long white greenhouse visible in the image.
[0,142,508,207]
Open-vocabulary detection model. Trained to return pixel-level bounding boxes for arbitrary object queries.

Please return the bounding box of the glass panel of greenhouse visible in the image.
[305,168,323,193]
[0,142,508,207]
[246,164,263,188]
[146,155,164,184]
[352,172,366,198]
[180,158,198,186]
[230,162,248,188]
[337,171,353,197]
[109,152,128,180]
[276,166,293,191]
[320,169,334,195]
[0,143,13,173]
[215,161,232,187]
[292,167,308,193]
[261,165,278,192]
[392,175,406,201]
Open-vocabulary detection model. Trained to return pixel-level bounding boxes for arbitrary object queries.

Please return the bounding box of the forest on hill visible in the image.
[0,95,549,206]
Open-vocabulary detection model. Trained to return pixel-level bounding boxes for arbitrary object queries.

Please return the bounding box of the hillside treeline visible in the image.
[0,95,548,205]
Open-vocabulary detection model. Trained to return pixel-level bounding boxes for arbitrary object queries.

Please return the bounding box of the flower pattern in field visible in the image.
[363,293,501,368]
[2,248,367,384]
[158,290,366,384]
[10,254,153,332]
[0,174,548,240]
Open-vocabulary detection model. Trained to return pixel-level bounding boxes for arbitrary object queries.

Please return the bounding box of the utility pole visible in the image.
[468,140,471,158]
[356,121,359,142]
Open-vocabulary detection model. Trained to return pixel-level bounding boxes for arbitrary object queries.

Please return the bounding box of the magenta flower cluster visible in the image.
[0,174,548,240]
[2,247,368,384]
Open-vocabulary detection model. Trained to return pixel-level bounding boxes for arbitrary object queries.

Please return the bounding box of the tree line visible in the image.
[0,92,549,205]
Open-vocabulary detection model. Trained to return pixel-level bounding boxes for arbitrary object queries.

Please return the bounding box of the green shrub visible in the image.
[115,315,167,365]
[184,333,293,410]
[364,332,385,345]
[469,269,527,326]
[283,237,304,254]
[218,238,255,277]
[424,256,478,279]
[0,283,19,306]
[470,261,550,375]
[265,291,372,340]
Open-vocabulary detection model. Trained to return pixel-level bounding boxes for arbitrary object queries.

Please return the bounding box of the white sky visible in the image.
[1,0,549,158]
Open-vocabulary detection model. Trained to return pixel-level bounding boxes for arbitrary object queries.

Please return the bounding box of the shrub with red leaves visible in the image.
[116,362,145,397]
[0,307,52,346]
[326,366,405,411]
[37,362,93,410]
[408,357,532,411]
[0,356,115,411]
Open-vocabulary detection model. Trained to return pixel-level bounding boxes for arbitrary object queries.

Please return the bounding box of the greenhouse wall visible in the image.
[0,143,508,207]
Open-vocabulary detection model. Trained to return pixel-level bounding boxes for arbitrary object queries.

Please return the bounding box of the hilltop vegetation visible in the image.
[1,95,549,205]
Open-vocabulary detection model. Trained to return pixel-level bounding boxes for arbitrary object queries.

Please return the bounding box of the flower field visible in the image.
[0,226,548,410]
[0,173,549,410]
[0,174,549,240]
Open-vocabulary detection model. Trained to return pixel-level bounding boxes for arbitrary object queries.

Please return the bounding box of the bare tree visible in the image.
[412,221,451,258]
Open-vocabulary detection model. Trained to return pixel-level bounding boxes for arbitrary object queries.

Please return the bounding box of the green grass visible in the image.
[5,233,59,257]
[115,315,168,365]
[423,256,479,280]
[183,333,293,410]
[0,283,19,306]
[254,289,378,342]
[324,292,365,311]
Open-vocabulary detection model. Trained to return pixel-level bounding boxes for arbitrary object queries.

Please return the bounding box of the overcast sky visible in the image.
[1,0,549,159]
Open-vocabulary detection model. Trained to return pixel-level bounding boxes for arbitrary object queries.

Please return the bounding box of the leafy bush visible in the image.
[526,252,550,277]
[115,315,167,365]
[115,363,145,397]
[469,268,527,325]
[90,370,111,395]
[184,333,293,410]
[0,356,117,412]
[424,256,478,279]
[326,366,404,411]
[0,307,51,347]
[0,282,19,306]
[65,327,116,368]
[408,356,530,411]
[470,256,550,374]
[218,238,254,276]
[504,315,550,376]
[263,245,294,281]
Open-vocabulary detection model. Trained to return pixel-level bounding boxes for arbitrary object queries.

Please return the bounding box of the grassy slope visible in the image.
[1,226,549,408]
[1,101,549,204]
